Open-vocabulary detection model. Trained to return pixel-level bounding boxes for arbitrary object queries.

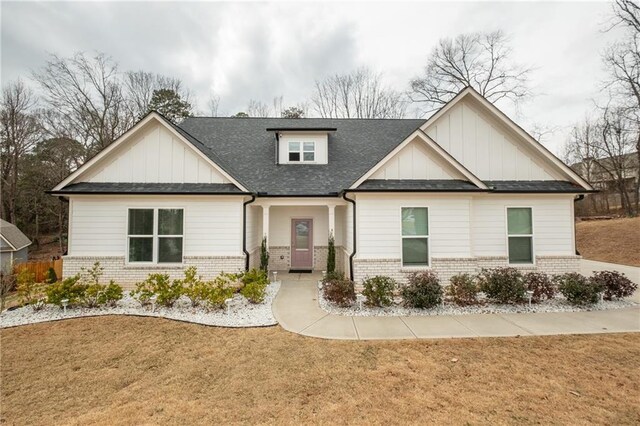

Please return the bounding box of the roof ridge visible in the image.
[186,116,426,121]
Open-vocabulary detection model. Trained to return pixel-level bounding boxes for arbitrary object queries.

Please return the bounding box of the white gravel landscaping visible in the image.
[318,285,637,317]
[0,281,281,329]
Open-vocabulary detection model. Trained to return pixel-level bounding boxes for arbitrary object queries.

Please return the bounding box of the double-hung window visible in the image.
[507,207,533,264]
[401,207,429,267]
[288,141,315,162]
[128,208,184,263]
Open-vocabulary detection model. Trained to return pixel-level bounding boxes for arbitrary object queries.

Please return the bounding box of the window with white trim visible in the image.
[128,208,184,263]
[288,141,315,162]
[507,207,533,264]
[401,207,429,267]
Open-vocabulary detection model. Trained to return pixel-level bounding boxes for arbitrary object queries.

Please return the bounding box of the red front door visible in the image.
[291,218,313,269]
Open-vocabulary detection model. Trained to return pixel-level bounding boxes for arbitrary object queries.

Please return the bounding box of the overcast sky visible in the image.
[1,1,626,155]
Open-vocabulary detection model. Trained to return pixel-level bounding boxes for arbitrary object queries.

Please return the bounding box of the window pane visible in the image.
[128,209,153,235]
[288,142,300,151]
[508,236,533,263]
[303,152,315,161]
[129,237,153,262]
[401,208,428,236]
[159,209,183,235]
[289,152,300,161]
[507,208,532,235]
[402,238,429,266]
[158,237,183,263]
[294,221,309,248]
[303,142,314,152]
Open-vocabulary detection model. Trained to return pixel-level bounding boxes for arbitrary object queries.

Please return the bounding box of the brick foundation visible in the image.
[63,255,245,289]
[353,255,581,286]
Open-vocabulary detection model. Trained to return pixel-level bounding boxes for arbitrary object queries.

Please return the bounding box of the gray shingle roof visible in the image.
[53,182,245,194]
[0,219,31,251]
[178,117,425,195]
[486,181,592,193]
[355,179,483,192]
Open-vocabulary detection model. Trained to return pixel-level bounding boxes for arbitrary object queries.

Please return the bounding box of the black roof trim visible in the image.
[49,182,250,196]
[266,127,337,132]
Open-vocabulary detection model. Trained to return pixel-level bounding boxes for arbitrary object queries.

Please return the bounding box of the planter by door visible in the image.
[291,218,313,270]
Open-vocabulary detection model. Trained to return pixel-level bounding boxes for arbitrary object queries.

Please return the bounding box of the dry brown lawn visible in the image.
[1,317,639,425]
[576,217,640,266]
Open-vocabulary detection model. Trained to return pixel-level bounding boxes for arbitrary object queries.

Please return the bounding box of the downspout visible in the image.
[342,191,356,281]
[573,194,584,255]
[243,194,257,270]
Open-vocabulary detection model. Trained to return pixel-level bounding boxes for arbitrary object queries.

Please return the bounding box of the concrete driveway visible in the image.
[272,272,640,340]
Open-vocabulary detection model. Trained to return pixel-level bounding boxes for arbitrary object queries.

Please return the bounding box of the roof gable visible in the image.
[421,88,593,190]
[0,219,31,251]
[53,113,248,192]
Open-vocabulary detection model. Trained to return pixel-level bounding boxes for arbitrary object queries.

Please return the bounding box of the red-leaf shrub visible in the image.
[590,271,637,300]
[446,273,479,306]
[524,272,556,303]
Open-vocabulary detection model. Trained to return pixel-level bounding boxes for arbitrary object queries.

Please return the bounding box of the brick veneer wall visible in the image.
[353,255,581,287]
[267,245,343,272]
[63,255,245,289]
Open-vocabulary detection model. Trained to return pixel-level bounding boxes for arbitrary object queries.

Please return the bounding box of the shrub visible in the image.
[555,272,602,306]
[80,261,104,286]
[179,266,206,307]
[46,275,87,307]
[241,281,267,303]
[446,273,479,306]
[98,281,123,307]
[362,275,397,307]
[323,277,356,307]
[80,284,103,308]
[478,268,526,304]
[327,232,336,273]
[260,236,269,272]
[16,269,45,310]
[401,271,442,309]
[46,267,58,284]
[130,274,182,307]
[590,271,637,301]
[78,280,124,308]
[0,273,17,312]
[322,271,344,285]
[203,277,236,309]
[524,272,556,303]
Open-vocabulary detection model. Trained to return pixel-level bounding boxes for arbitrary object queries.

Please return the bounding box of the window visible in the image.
[507,207,533,264]
[288,141,315,162]
[128,208,184,263]
[401,207,429,267]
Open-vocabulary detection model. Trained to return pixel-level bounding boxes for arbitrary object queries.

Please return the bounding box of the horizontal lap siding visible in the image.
[356,194,472,259]
[69,196,244,257]
[472,195,574,257]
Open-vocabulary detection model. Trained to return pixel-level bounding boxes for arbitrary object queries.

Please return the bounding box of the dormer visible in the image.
[268,127,336,165]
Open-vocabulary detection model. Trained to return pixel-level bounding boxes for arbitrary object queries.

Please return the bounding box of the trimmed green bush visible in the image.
[446,273,479,306]
[524,272,556,303]
[555,272,602,306]
[179,266,206,307]
[362,275,397,307]
[323,276,356,307]
[241,281,267,303]
[46,275,87,307]
[130,274,182,307]
[590,270,637,301]
[478,268,526,304]
[46,267,58,284]
[98,281,124,307]
[401,271,442,309]
[203,277,236,309]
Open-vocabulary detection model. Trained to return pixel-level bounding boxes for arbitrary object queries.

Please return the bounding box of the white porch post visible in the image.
[262,205,270,244]
[327,204,335,237]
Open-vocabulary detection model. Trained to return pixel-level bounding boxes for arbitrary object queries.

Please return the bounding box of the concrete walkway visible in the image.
[272,272,640,340]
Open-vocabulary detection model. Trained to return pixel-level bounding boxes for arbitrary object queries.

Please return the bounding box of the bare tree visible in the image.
[124,71,192,119]
[0,80,41,223]
[207,93,220,117]
[564,118,601,213]
[409,31,532,112]
[247,99,271,117]
[312,67,406,118]
[33,52,132,154]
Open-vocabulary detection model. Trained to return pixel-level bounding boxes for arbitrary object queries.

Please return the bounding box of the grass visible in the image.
[576,217,640,266]
[1,317,639,425]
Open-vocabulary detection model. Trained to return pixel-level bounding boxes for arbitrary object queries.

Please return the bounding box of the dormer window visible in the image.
[288,141,315,162]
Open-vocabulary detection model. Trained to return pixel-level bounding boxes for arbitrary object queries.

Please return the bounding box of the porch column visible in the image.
[262,205,270,245]
[327,204,335,237]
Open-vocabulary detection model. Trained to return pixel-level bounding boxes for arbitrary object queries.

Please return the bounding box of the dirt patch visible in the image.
[1,316,639,424]
[576,217,640,266]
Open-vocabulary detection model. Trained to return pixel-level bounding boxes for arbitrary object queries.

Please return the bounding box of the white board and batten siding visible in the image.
[68,196,244,257]
[83,123,231,184]
[355,193,576,261]
[424,97,563,181]
[370,137,467,180]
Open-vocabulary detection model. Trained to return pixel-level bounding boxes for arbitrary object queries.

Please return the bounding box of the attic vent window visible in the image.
[288,141,315,162]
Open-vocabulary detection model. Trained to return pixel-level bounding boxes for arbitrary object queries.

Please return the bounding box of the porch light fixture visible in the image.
[526,290,534,307]
[61,299,69,314]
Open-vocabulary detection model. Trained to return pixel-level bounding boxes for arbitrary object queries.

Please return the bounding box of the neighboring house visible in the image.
[0,219,32,274]
[50,87,594,285]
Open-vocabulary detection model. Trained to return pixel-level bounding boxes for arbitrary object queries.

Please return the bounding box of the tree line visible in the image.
[1,0,638,255]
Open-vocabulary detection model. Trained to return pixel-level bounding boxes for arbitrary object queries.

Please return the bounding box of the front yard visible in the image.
[576,217,640,266]
[1,317,639,424]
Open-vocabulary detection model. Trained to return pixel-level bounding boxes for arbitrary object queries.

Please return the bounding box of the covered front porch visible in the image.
[247,197,352,273]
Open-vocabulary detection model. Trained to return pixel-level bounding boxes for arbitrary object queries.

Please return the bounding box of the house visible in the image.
[0,219,32,274]
[50,87,594,286]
